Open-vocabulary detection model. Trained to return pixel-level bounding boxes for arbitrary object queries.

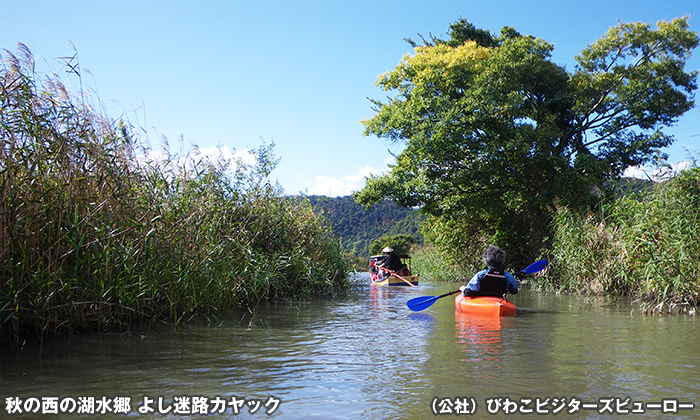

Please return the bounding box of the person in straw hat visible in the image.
[377,246,406,279]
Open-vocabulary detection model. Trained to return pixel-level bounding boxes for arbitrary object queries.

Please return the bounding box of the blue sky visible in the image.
[3,1,699,196]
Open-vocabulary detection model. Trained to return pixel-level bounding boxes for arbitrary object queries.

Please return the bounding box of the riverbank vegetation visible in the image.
[543,164,700,313]
[0,45,349,343]
[356,17,697,266]
[406,165,700,314]
[355,17,699,313]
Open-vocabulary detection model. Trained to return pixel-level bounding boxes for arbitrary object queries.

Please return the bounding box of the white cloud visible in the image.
[138,144,256,168]
[358,165,379,178]
[307,166,381,197]
[198,145,256,166]
[623,160,693,181]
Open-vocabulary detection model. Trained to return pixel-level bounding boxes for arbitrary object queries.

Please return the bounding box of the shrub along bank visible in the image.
[0,46,349,343]
[543,165,700,314]
[408,165,700,315]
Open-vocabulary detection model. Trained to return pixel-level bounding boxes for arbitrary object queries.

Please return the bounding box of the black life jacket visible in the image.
[479,267,508,297]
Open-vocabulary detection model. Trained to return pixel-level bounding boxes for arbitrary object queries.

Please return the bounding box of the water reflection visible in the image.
[453,312,518,384]
[1,285,699,419]
[455,312,504,357]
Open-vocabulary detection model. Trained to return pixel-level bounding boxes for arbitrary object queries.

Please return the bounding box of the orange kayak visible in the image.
[454,294,517,317]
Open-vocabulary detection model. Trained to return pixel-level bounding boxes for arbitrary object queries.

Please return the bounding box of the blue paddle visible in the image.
[406,260,548,312]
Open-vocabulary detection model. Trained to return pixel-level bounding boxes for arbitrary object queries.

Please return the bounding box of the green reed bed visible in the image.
[411,244,472,283]
[544,165,700,314]
[0,45,349,342]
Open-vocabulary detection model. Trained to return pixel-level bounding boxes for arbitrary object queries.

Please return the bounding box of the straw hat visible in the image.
[382,247,394,253]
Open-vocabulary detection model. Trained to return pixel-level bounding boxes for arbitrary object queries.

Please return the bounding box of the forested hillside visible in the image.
[305,196,424,258]
[304,178,652,260]
[603,177,656,198]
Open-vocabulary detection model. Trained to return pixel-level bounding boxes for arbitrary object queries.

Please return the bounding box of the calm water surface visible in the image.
[2,273,699,419]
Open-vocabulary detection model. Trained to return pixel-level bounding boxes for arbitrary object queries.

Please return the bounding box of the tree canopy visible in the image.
[355,17,698,266]
[369,234,418,256]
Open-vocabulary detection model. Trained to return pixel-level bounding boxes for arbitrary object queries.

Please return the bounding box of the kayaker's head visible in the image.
[483,246,506,270]
[382,247,394,254]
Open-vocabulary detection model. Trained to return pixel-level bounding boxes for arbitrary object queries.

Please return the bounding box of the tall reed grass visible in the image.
[0,45,349,342]
[545,164,700,313]
[410,215,487,282]
[411,244,471,282]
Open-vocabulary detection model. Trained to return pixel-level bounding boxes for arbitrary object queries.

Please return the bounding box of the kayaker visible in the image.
[459,246,518,298]
[377,247,406,278]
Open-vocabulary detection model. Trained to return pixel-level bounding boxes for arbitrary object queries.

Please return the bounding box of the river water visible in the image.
[1,273,699,419]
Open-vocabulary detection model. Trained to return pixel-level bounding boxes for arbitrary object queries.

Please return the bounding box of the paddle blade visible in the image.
[407,295,440,312]
[522,260,548,274]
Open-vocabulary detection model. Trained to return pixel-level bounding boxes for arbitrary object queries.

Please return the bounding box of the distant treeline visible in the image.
[305,196,424,258]
[306,177,653,258]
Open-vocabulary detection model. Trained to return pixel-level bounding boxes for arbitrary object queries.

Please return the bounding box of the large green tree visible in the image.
[355,18,698,267]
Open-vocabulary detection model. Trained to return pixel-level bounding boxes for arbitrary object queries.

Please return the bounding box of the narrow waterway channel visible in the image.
[1,273,698,419]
